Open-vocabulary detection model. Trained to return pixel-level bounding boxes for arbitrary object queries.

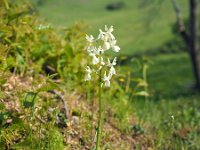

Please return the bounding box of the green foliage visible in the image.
[23,92,37,108]
[47,127,64,150]
[0,0,86,82]
[0,0,86,149]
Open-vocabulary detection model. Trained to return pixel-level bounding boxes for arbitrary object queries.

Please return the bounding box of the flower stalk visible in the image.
[96,69,102,150]
[84,25,120,149]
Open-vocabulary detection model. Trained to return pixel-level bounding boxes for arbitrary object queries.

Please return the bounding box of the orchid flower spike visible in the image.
[84,25,120,87]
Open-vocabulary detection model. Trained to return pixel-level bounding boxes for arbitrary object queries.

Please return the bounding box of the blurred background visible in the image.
[30,0,196,98]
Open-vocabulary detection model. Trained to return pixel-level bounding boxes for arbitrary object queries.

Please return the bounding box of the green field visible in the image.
[33,0,189,54]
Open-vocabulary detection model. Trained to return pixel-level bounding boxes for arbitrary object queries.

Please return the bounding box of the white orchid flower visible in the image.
[98,29,105,40]
[97,46,104,54]
[103,41,110,50]
[109,66,116,76]
[86,45,95,54]
[98,26,115,42]
[110,40,120,52]
[103,71,111,87]
[85,66,92,81]
[107,57,117,75]
[90,53,99,65]
[86,34,95,43]
[112,45,120,52]
[92,47,99,55]
[105,25,115,40]
[105,25,114,33]
[107,57,117,67]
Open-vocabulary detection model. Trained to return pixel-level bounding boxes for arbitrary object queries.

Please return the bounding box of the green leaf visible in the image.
[0,103,5,110]
[137,80,148,87]
[64,44,74,57]
[16,53,25,65]
[0,112,9,125]
[135,91,149,97]
[23,92,37,108]
[37,79,59,92]
[11,138,32,149]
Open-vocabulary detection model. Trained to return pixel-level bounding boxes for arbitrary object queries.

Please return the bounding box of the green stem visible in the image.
[96,69,103,150]
[3,0,9,9]
[143,64,148,103]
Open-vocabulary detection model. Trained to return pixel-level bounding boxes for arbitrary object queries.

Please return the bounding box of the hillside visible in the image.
[1,0,200,149]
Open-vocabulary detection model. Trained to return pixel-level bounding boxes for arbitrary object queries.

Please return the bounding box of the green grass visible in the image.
[132,96,200,149]
[148,53,195,99]
[32,0,189,55]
